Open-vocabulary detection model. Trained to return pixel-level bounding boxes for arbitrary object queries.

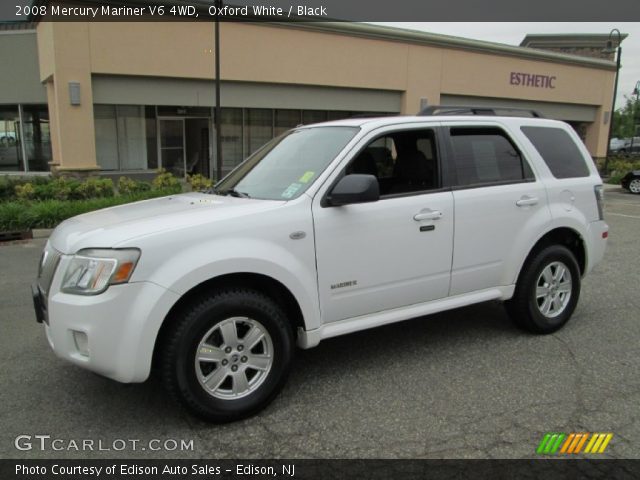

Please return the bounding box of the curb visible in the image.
[32,229,53,239]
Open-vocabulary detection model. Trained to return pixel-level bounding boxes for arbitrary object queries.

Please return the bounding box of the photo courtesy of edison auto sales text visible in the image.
[15,463,296,477]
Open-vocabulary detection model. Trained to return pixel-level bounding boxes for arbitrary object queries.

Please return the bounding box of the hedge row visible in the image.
[0,189,180,231]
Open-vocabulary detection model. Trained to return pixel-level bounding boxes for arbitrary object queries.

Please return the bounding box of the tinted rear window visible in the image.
[450,127,534,187]
[521,126,590,179]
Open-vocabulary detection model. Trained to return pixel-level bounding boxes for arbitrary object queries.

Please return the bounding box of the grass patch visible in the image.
[0,188,180,231]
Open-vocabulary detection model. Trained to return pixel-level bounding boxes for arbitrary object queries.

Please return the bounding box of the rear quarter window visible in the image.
[521,126,590,179]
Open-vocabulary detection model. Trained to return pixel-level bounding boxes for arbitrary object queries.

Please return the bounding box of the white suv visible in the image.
[33,111,608,422]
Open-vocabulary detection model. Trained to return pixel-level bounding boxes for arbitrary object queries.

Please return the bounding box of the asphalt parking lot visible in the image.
[1,186,639,460]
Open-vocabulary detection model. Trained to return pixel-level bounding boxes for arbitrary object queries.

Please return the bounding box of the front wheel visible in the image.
[161,289,294,422]
[629,178,640,194]
[507,245,581,334]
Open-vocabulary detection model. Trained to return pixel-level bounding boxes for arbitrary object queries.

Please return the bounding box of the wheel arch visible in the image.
[152,272,305,370]
[517,227,586,285]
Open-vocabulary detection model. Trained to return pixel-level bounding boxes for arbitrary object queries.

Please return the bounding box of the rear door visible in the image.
[442,123,552,295]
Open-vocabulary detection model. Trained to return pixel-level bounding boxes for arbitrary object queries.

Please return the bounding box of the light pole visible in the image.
[214,0,223,182]
[602,29,622,174]
[630,80,640,154]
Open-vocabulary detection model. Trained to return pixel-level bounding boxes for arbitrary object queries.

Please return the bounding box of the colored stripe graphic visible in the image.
[585,433,613,454]
[560,434,574,453]
[539,433,613,455]
[598,434,613,453]
[536,434,552,454]
[549,434,566,454]
[574,433,589,453]
[537,433,566,454]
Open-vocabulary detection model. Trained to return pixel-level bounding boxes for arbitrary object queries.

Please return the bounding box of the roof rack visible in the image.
[418,105,544,118]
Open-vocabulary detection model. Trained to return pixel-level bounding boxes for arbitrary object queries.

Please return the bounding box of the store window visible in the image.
[245,109,273,155]
[21,105,51,172]
[94,105,156,171]
[220,108,243,175]
[327,111,352,121]
[302,110,327,125]
[0,105,23,172]
[274,109,301,136]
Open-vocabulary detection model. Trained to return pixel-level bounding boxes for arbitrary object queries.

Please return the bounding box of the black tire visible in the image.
[161,289,293,422]
[506,245,581,334]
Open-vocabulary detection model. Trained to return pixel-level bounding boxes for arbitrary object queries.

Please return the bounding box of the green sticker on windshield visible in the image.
[299,171,315,183]
[281,183,302,199]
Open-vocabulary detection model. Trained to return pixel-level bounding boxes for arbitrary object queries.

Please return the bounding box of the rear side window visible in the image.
[521,126,590,179]
[449,127,533,187]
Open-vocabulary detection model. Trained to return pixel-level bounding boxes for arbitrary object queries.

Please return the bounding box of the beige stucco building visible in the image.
[0,20,622,178]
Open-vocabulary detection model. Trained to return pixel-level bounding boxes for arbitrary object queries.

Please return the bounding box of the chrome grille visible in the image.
[38,245,61,296]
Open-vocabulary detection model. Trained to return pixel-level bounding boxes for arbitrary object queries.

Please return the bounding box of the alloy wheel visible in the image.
[535,261,573,318]
[194,317,274,400]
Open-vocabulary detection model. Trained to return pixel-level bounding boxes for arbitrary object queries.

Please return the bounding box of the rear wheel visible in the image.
[161,289,293,422]
[507,245,581,334]
[629,178,640,194]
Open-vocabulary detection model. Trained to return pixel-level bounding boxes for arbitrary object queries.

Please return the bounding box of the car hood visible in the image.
[48,192,285,254]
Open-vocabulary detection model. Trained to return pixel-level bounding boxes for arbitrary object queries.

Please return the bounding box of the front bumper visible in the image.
[42,257,179,383]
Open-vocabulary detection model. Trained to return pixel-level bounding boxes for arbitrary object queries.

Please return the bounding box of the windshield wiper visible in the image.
[213,188,251,198]
[227,188,251,198]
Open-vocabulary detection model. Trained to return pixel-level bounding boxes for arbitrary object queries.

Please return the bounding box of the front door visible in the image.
[159,119,185,177]
[313,127,454,323]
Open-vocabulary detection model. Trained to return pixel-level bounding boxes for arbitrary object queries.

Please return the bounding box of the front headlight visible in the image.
[61,248,141,295]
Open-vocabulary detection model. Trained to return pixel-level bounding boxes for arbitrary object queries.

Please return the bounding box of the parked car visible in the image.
[618,137,640,155]
[34,110,608,422]
[610,137,628,153]
[621,170,640,194]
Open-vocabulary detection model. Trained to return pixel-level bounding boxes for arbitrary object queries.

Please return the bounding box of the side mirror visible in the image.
[328,174,379,206]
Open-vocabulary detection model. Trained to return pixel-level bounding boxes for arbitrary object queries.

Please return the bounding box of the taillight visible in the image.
[594,185,604,220]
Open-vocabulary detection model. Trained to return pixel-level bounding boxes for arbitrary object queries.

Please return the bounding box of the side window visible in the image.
[521,126,590,179]
[346,129,439,196]
[450,127,534,187]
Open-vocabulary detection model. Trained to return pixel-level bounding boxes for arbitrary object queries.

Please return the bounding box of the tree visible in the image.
[613,95,640,139]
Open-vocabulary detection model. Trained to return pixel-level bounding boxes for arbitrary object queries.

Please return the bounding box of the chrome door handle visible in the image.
[516,195,539,207]
[413,210,443,221]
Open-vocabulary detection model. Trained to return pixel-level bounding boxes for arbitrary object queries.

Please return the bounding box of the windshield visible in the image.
[215,126,359,200]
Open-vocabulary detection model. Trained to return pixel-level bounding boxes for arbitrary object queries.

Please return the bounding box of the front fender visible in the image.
[140,237,320,332]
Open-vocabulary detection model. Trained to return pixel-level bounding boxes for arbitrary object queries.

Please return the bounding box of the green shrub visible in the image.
[606,158,640,184]
[14,182,36,200]
[0,201,34,230]
[75,177,114,199]
[186,173,213,192]
[152,169,181,192]
[0,178,11,201]
[0,175,52,201]
[117,176,151,195]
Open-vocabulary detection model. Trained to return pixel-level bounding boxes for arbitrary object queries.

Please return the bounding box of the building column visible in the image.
[585,106,613,161]
[400,45,443,115]
[37,21,98,174]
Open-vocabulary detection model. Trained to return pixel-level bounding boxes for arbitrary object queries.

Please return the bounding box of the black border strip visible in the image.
[2,0,640,22]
